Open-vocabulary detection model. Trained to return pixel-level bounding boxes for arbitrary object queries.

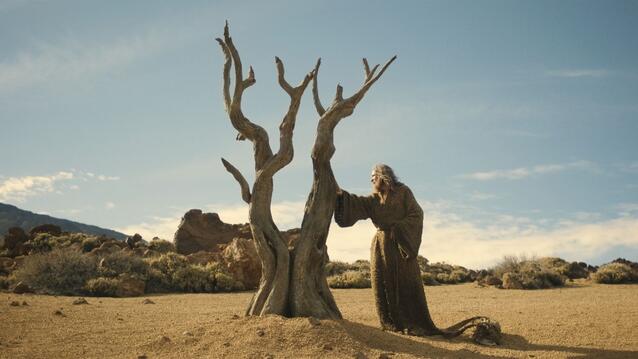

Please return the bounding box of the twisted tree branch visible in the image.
[221,158,251,204]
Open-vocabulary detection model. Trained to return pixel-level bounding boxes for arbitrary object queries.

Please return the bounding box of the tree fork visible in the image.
[215,22,395,318]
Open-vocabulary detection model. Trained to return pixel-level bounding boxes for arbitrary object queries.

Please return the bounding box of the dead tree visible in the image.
[216,22,395,319]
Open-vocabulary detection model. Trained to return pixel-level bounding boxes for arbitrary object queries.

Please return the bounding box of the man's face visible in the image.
[371,171,383,192]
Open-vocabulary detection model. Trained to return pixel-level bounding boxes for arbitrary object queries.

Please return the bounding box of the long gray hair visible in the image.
[372,164,403,191]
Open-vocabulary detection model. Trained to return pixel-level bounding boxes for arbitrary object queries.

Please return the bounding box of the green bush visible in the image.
[325,261,354,276]
[172,265,215,292]
[327,270,371,288]
[26,232,97,253]
[13,248,98,295]
[492,256,566,289]
[592,263,637,284]
[97,251,148,279]
[147,239,176,254]
[421,272,440,286]
[85,277,119,296]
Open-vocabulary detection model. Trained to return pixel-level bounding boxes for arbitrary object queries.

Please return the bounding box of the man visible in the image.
[335,164,440,335]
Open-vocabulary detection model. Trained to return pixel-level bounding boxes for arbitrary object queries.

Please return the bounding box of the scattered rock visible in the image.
[379,353,395,359]
[183,331,193,336]
[307,317,321,327]
[29,224,62,237]
[13,281,33,294]
[256,329,265,337]
[231,314,240,319]
[137,355,148,359]
[22,301,28,306]
[353,352,367,359]
[223,342,230,347]
[159,335,171,344]
[72,297,89,305]
[53,309,65,317]
[322,344,333,351]
[142,298,155,304]
[9,301,20,306]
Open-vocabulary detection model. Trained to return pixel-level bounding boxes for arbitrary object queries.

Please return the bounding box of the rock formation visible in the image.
[173,209,251,254]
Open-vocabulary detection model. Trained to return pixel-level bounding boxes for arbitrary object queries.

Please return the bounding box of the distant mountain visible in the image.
[0,202,127,240]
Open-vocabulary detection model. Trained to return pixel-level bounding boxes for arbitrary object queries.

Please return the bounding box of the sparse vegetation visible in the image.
[491,255,566,289]
[592,263,638,284]
[13,247,98,295]
[327,270,371,288]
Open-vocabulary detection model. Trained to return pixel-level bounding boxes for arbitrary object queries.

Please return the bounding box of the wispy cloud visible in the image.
[0,169,120,202]
[0,28,175,92]
[462,160,596,181]
[0,171,73,202]
[105,201,116,210]
[116,199,638,269]
[546,69,609,78]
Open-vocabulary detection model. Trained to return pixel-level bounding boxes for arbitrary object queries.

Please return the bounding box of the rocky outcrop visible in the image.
[222,238,261,289]
[173,210,251,255]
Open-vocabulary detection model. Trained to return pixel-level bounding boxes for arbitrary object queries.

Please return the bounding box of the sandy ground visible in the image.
[1,281,637,358]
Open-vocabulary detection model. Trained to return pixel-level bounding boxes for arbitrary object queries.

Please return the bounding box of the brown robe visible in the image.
[335,184,441,335]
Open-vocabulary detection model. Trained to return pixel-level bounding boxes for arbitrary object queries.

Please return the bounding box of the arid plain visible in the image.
[2,281,637,358]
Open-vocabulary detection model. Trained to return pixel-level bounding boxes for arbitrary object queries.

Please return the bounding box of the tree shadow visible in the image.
[337,320,638,358]
[502,333,638,359]
[337,320,493,358]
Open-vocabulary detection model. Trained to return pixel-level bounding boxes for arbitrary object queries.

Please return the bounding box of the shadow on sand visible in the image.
[337,320,638,358]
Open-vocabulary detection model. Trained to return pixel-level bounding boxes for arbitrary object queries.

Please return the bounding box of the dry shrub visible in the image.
[325,261,354,276]
[422,262,473,285]
[13,247,98,295]
[592,263,637,284]
[147,239,176,254]
[327,270,371,288]
[97,251,148,279]
[26,233,98,253]
[85,277,119,296]
[146,253,242,292]
[421,272,440,286]
[492,255,566,289]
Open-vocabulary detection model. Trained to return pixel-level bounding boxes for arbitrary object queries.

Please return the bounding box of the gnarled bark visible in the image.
[216,22,395,318]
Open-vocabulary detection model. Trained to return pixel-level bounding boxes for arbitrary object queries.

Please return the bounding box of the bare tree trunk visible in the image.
[216,23,394,318]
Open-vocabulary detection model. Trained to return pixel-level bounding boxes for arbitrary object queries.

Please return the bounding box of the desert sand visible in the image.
[1,281,637,358]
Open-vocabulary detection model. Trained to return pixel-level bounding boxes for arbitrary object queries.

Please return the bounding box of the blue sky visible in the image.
[1,0,637,268]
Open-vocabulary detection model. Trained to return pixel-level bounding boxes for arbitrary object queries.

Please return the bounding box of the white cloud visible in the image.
[0,169,121,203]
[546,69,609,78]
[0,171,73,202]
[462,160,595,181]
[116,199,638,269]
[0,28,174,92]
[105,201,116,210]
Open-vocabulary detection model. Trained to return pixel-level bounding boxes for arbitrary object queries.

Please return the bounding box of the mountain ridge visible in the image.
[0,202,127,240]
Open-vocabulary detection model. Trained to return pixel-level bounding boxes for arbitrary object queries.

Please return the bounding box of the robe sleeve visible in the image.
[334,190,374,227]
[392,186,424,259]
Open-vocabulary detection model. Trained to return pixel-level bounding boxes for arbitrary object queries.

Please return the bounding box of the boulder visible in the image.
[89,241,125,256]
[222,238,261,289]
[174,209,251,254]
[115,274,145,297]
[29,224,62,238]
